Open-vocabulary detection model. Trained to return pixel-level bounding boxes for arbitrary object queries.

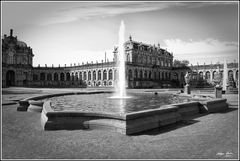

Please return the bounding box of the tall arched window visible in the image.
[108,69,113,80]
[128,69,132,80]
[79,72,82,80]
[149,71,151,79]
[60,73,65,81]
[140,70,143,79]
[134,69,138,79]
[47,73,52,81]
[93,71,96,80]
[54,73,58,81]
[33,74,38,81]
[98,70,101,80]
[126,54,130,62]
[40,73,45,81]
[144,71,147,79]
[103,70,107,80]
[154,72,157,80]
[71,73,74,81]
[8,52,14,64]
[161,60,164,66]
[75,72,78,81]
[88,71,91,80]
[66,73,70,81]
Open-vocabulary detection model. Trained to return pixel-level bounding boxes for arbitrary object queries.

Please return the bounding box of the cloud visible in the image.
[164,38,238,64]
[39,2,236,25]
[39,2,179,25]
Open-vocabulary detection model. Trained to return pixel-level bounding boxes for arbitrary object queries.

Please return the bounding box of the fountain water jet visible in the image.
[111,20,131,99]
[223,60,228,91]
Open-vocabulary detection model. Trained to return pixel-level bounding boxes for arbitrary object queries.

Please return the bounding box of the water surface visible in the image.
[46,92,191,114]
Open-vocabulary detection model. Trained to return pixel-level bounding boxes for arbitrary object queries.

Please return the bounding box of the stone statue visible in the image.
[214,66,221,87]
[184,72,190,85]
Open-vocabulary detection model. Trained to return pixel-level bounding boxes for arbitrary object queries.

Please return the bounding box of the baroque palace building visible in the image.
[2,29,239,89]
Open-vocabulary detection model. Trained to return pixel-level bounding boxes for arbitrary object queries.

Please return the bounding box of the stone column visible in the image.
[96,70,98,81]
[112,68,114,81]
[86,70,88,81]
[233,70,236,81]
[210,70,213,82]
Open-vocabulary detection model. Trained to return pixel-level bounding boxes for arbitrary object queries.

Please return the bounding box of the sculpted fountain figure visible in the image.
[214,66,223,98]
[184,72,191,94]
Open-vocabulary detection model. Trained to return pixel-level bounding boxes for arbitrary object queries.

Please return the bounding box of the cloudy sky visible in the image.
[2,1,238,66]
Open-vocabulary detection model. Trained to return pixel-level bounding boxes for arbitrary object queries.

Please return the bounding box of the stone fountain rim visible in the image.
[20,91,227,121]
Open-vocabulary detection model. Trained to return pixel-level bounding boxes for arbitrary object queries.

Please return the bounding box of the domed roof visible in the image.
[17,41,27,47]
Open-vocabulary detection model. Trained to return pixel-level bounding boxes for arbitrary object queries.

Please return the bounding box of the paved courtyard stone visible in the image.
[1,87,239,159]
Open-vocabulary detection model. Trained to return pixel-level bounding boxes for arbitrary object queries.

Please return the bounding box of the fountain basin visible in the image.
[36,92,228,135]
[41,101,181,134]
[27,100,44,113]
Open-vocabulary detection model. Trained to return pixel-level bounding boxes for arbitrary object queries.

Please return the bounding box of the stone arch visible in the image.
[71,73,74,81]
[149,71,152,79]
[199,71,203,79]
[134,69,138,79]
[139,70,143,79]
[66,72,70,81]
[60,73,65,81]
[47,73,52,81]
[228,70,234,81]
[88,71,91,80]
[128,69,132,80]
[93,70,96,80]
[33,74,38,81]
[103,70,107,80]
[205,71,210,80]
[6,70,15,86]
[40,72,46,81]
[98,70,101,80]
[54,73,58,81]
[152,71,156,80]
[75,72,78,81]
[79,72,82,80]
[212,71,217,80]
[173,72,178,80]
[83,71,87,80]
[144,70,147,79]
[181,72,184,80]
[165,72,168,79]
[126,54,130,62]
